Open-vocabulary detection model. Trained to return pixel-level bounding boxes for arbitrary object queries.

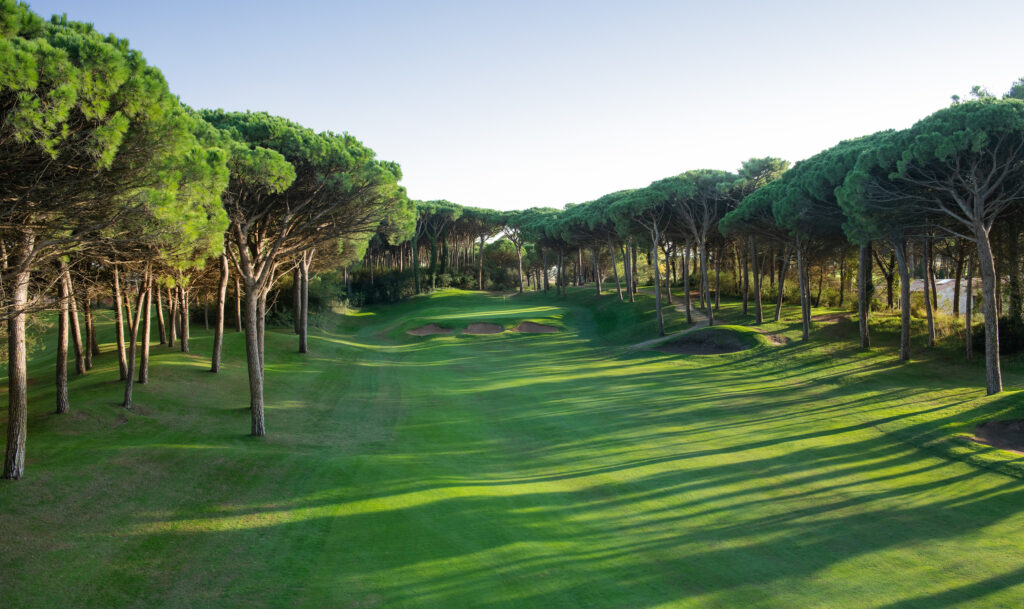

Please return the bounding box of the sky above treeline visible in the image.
[25,0,1024,211]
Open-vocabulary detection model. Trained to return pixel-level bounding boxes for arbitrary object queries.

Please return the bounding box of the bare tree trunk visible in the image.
[797,246,810,342]
[892,237,912,362]
[742,243,749,315]
[166,286,176,349]
[626,246,634,296]
[592,247,602,295]
[774,246,791,323]
[258,292,266,372]
[653,239,665,336]
[664,245,674,306]
[243,285,266,436]
[299,255,309,354]
[975,226,1002,394]
[577,249,584,286]
[623,244,635,303]
[542,249,550,293]
[113,266,128,380]
[56,269,70,414]
[478,235,486,290]
[204,294,210,331]
[83,291,94,370]
[700,244,714,326]
[953,241,964,316]
[211,253,229,373]
[156,287,166,345]
[139,279,152,384]
[966,252,974,360]
[4,232,33,480]
[234,277,243,332]
[123,268,148,409]
[516,242,525,293]
[750,236,763,324]
[178,285,190,353]
[683,245,692,324]
[292,266,301,333]
[609,237,622,301]
[858,243,871,349]
[63,267,85,375]
[922,235,935,348]
[714,245,721,311]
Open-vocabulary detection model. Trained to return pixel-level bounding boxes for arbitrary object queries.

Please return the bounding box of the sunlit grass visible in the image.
[2,287,1024,607]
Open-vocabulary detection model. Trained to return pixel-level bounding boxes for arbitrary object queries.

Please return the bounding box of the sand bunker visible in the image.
[657,328,754,355]
[407,323,454,336]
[762,333,790,346]
[973,419,1024,454]
[465,323,504,334]
[513,322,558,334]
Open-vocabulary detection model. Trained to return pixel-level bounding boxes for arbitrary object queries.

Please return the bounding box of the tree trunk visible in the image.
[623,244,634,303]
[3,233,33,479]
[664,245,674,306]
[975,225,1002,394]
[892,237,912,362]
[922,235,935,348]
[953,241,964,316]
[293,266,301,333]
[113,266,128,380]
[592,247,602,295]
[167,286,176,349]
[626,246,634,296]
[428,237,438,290]
[212,254,229,372]
[139,279,152,384]
[56,269,70,414]
[179,286,190,353]
[543,248,550,293]
[683,245,692,324]
[299,254,309,354]
[516,242,524,293]
[750,236,763,324]
[243,285,266,436]
[774,246,791,323]
[700,244,714,326]
[652,239,665,336]
[122,269,148,409]
[796,246,810,342]
[714,245,721,311]
[234,277,243,332]
[966,252,974,361]
[83,292,94,370]
[742,243,749,315]
[156,287,166,345]
[63,268,85,375]
[258,292,266,373]
[204,295,210,332]
[858,243,871,349]
[839,257,846,308]
[478,235,485,290]
[577,249,584,286]
[608,237,622,301]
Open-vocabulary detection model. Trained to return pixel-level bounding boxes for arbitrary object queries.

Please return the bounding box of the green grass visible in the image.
[3,287,1024,608]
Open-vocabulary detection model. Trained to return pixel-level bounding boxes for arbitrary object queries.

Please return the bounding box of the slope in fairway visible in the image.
[3,289,1024,608]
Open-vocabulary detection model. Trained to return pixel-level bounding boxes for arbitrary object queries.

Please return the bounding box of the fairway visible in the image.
[3,289,1024,608]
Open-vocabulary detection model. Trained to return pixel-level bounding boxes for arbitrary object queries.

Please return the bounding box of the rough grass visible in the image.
[2,287,1024,608]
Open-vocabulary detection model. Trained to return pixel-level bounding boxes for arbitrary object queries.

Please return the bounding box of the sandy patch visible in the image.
[973,419,1024,455]
[513,322,558,334]
[656,329,753,355]
[407,323,454,336]
[762,333,790,346]
[465,323,504,334]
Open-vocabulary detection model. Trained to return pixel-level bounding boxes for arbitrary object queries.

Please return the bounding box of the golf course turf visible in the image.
[3,288,1024,608]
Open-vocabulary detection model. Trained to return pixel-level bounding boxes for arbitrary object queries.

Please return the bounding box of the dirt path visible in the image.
[629,290,710,349]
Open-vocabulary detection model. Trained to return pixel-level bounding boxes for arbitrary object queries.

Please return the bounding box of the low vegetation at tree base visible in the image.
[3,289,1024,608]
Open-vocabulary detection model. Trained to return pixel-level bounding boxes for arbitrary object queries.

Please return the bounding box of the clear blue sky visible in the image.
[25,0,1024,210]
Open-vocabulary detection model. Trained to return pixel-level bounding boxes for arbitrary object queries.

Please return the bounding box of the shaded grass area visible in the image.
[3,287,1024,608]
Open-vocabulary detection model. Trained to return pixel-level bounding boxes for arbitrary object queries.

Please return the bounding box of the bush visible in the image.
[972,316,1024,355]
